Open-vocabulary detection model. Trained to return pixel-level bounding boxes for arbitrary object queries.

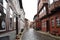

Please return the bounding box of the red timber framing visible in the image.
[36,0,60,36]
[49,10,60,36]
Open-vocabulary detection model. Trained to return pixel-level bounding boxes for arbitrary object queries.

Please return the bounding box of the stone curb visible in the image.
[18,29,27,40]
[37,31,60,40]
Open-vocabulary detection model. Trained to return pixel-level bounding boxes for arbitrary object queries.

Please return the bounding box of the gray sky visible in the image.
[22,0,37,21]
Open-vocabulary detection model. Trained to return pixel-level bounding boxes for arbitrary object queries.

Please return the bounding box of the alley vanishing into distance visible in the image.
[21,28,58,40]
[0,0,60,40]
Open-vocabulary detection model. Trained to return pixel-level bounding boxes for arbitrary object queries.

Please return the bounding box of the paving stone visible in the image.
[21,28,59,40]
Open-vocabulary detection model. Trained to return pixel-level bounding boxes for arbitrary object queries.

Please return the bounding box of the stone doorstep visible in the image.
[37,31,60,39]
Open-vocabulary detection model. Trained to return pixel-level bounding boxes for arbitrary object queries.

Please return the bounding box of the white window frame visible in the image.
[56,17,60,27]
[51,19,55,27]
[9,8,13,30]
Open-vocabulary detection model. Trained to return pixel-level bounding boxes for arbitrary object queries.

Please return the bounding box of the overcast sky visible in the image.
[22,0,37,21]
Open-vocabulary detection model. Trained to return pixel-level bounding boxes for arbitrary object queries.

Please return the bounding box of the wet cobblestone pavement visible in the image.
[21,28,59,40]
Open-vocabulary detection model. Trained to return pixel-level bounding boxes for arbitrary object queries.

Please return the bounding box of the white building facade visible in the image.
[0,0,25,40]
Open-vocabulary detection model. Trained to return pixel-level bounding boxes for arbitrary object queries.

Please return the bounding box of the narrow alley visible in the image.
[0,0,60,40]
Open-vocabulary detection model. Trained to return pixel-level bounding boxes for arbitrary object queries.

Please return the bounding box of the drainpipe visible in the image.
[16,15,18,35]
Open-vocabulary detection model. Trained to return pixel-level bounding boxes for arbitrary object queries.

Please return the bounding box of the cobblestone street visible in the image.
[21,28,59,40]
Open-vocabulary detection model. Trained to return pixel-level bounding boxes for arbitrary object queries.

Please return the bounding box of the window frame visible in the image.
[42,21,46,27]
[51,19,55,27]
[3,0,8,14]
[0,0,7,32]
[40,6,46,15]
[9,7,13,30]
[0,20,6,32]
[10,7,13,18]
[56,17,60,27]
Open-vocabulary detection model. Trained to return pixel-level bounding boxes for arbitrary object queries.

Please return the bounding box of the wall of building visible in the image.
[0,0,25,40]
[49,11,60,36]
[35,0,60,36]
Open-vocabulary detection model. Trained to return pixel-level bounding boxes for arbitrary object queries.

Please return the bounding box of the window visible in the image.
[49,0,59,4]
[45,22,46,27]
[0,13,2,16]
[42,22,44,27]
[51,19,55,27]
[10,8,13,18]
[54,0,59,2]
[3,0,7,14]
[42,22,46,27]
[49,0,53,4]
[56,17,60,27]
[19,0,23,9]
[10,18,12,29]
[0,0,7,31]
[1,20,6,29]
[14,17,16,29]
[0,19,6,31]
[9,8,13,30]
[40,7,46,15]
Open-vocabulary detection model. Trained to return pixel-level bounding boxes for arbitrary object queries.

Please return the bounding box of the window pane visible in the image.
[10,8,13,18]
[49,0,53,4]
[1,20,6,29]
[56,17,60,26]
[0,13,2,16]
[3,0,7,14]
[45,22,46,27]
[54,0,59,1]
[51,19,54,27]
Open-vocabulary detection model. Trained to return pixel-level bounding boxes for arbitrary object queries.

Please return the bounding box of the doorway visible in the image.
[46,20,50,32]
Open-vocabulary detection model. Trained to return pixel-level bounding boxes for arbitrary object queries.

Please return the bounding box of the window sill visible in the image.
[0,30,16,35]
[0,30,6,32]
